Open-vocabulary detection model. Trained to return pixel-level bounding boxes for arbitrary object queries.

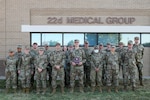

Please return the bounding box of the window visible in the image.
[141,34,150,47]
[120,33,140,46]
[98,33,119,46]
[42,33,62,46]
[64,33,84,46]
[85,33,97,46]
[31,33,149,47]
[31,33,41,46]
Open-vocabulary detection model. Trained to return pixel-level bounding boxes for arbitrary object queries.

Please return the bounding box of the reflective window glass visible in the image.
[31,33,41,46]
[85,33,97,46]
[42,33,62,46]
[141,34,150,47]
[64,33,84,46]
[120,33,140,46]
[98,33,119,46]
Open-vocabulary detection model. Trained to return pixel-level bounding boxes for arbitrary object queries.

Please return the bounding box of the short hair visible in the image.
[33,42,38,45]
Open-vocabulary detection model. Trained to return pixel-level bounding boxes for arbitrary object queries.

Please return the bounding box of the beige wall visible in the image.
[142,48,150,77]
[0,0,149,76]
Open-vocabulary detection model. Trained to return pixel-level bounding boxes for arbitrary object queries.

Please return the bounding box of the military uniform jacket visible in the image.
[15,52,23,68]
[44,49,52,62]
[106,52,119,70]
[68,50,73,62]
[133,44,144,62]
[115,47,127,66]
[19,53,32,70]
[50,50,65,68]
[30,48,39,64]
[124,49,138,68]
[35,54,48,70]
[5,56,18,72]
[63,51,69,64]
[70,48,86,67]
[99,49,107,68]
[105,48,111,52]
[90,52,105,69]
[82,47,92,66]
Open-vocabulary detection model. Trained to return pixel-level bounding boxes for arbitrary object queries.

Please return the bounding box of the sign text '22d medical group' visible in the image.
[47,16,136,25]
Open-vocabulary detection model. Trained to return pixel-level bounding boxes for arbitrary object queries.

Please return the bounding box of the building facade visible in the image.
[0,0,150,77]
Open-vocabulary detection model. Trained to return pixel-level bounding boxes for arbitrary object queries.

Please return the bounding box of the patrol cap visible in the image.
[39,47,45,51]
[68,43,73,47]
[134,37,139,40]
[119,42,124,45]
[9,49,14,53]
[107,42,111,45]
[17,45,22,49]
[99,43,103,46]
[74,39,79,43]
[55,42,61,46]
[25,45,30,50]
[111,45,116,48]
[94,45,99,49]
[84,40,89,44]
[128,40,133,45]
[44,44,49,47]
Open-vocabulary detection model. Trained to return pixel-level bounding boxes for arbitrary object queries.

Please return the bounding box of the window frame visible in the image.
[30,32,149,47]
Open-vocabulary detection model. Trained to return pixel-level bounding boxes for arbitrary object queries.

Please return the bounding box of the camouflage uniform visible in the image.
[124,40,138,91]
[30,47,39,88]
[83,42,92,87]
[70,48,86,92]
[44,46,52,86]
[99,43,107,86]
[90,45,105,92]
[105,46,119,92]
[50,48,65,94]
[15,45,23,88]
[63,50,70,87]
[105,42,111,52]
[18,46,32,93]
[5,49,18,93]
[65,45,74,87]
[115,42,126,80]
[133,38,144,86]
[35,47,48,94]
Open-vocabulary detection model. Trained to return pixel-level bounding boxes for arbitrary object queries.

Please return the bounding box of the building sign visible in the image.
[31,8,150,26]
[47,16,136,25]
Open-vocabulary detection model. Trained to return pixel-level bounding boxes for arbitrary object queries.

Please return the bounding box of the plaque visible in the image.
[73,57,80,65]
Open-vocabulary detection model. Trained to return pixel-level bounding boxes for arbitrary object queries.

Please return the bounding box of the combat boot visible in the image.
[42,88,46,95]
[61,87,65,94]
[79,87,84,93]
[91,87,95,92]
[140,80,144,86]
[132,82,136,91]
[22,88,26,93]
[5,88,10,94]
[132,86,135,91]
[115,87,118,93]
[99,87,102,93]
[51,88,56,95]
[26,88,30,93]
[13,88,17,93]
[107,86,111,93]
[36,88,40,94]
[70,87,74,93]
[124,85,127,91]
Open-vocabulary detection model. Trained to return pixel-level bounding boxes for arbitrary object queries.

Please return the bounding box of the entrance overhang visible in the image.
[21,25,150,33]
